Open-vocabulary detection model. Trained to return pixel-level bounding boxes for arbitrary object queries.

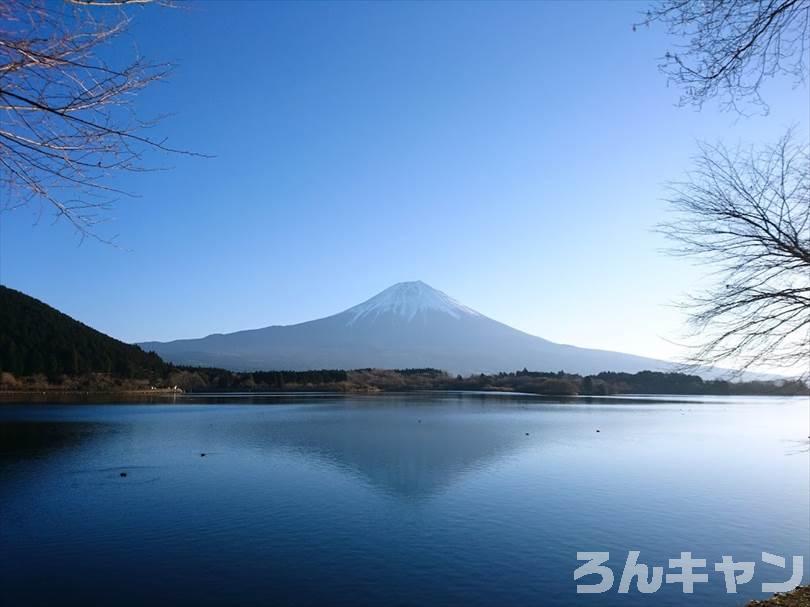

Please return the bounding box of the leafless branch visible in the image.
[0,0,201,243]
[638,0,810,113]
[660,129,810,377]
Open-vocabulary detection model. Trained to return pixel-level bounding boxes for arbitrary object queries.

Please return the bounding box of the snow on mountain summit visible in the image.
[141,279,682,375]
[344,281,481,324]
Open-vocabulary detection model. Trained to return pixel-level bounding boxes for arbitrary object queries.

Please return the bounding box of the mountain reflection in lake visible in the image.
[0,393,807,607]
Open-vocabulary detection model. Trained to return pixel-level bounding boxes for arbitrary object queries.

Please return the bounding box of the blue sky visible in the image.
[0,1,806,364]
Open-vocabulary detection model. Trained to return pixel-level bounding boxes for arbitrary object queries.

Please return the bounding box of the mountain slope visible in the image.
[140,281,679,375]
[0,286,167,378]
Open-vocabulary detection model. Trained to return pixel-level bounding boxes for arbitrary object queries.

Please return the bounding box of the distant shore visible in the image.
[0,388,183,396]
[1,367,807,398]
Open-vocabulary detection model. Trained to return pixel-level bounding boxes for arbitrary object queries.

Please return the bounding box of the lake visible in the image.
[0,393,807,606]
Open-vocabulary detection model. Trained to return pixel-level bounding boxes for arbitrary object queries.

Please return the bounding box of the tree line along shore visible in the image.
[1,367,806,397]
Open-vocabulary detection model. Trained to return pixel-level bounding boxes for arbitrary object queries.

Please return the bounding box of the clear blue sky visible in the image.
[0,1,806,365]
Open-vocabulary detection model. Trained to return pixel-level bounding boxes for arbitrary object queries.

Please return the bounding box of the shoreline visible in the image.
[1,387,807,402]
[748,586,810,606]
[2,369,806,399]
[0,388,184,396]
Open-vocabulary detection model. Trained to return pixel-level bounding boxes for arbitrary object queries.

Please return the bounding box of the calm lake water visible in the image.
[0,393,807,606]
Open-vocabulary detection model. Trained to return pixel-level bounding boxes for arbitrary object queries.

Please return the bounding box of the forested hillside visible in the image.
[0,286,167,379]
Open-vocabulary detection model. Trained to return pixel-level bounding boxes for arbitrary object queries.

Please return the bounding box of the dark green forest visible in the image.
[0,286,167,380]
[445,368,809,397]
[162,367,807,395]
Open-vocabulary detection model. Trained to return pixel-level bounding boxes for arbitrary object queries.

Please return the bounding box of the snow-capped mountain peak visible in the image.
[344,281,481,324]
[141,280,681,376]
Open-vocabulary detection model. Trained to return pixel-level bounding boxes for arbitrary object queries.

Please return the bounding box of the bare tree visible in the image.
[639,0,810,112]
[0,0,197,242]
[660,130,810,376]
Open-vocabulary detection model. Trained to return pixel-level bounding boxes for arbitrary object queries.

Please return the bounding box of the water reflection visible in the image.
[0,395,807,607]
[223,404,540,498]
[0,420,105,456]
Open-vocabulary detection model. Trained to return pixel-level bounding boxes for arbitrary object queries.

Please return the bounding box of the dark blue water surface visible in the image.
[0,393,807,607]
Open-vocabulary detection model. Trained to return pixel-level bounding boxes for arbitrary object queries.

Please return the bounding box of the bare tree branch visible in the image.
[638,0,810,113]
[660,129,810,377]
[0,0,202,243]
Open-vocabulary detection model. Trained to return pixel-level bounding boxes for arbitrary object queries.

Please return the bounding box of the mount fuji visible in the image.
[139,281,677,375]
